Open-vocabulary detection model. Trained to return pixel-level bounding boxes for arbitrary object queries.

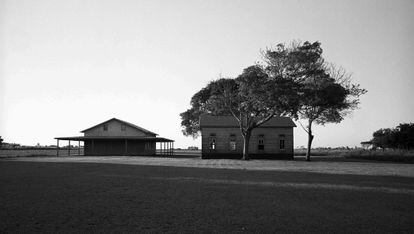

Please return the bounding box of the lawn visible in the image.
[295,148,414,163]
[0,161,413,233]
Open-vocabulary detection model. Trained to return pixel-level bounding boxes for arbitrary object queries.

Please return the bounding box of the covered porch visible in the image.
[54,136,174,156]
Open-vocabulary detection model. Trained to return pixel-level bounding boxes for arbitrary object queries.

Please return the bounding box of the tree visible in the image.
[369,123,414,150]
[180,65,299,160]
[264,41,366,161]
[372,128,393,150]
[395,123,414,150]
[182,40,366,160]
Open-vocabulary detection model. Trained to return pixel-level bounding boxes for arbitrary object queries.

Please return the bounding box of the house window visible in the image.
[209,134,216,150]
[121,124,126,131]
[280,139,285,150]
[258,135,264,150]
[229,134,236,151]
[103,124,108,131]
[279,134,285,150]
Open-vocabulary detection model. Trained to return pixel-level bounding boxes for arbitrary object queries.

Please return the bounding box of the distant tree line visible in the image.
[363,123,414,150]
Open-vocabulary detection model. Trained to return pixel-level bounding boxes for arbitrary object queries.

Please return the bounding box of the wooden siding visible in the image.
[84,140,156,156]
[84,119,156,137]
[201,127,294,159]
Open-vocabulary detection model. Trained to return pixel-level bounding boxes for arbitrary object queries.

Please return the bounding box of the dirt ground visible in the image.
[0,161,413,233]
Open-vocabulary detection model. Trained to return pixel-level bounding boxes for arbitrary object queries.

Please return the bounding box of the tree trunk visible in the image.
[242,131,251,160]
[306,120,314,162]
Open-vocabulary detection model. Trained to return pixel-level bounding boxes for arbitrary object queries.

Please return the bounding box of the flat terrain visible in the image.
[1,160,413,233]
[7,155,414,177]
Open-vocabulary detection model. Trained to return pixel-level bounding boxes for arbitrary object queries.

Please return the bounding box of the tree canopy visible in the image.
[180,65,300,159]
[263,41,366,161]
[366,123,414,150]
[181,40,366,161]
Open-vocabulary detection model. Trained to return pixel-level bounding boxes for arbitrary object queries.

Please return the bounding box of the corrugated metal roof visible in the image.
[80,118,158,136]
[199,115,296,128]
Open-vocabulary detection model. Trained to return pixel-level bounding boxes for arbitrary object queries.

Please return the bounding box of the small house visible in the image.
[200,115,296,159]
[55,118,174,156]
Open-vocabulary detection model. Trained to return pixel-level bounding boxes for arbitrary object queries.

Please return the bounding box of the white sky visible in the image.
[1,0,413,148]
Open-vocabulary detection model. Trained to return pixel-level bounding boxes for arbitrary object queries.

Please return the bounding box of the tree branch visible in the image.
[297,120,309,133]
[254,112,275,128]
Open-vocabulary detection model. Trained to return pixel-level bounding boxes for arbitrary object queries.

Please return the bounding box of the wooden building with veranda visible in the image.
[200,115,296,159]
[55,118,174,156]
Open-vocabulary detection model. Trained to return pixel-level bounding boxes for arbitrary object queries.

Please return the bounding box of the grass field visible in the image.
[1,160,413,233]
[3,148,413,163]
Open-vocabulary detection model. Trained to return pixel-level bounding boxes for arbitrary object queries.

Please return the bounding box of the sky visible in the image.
[1,0,413,148]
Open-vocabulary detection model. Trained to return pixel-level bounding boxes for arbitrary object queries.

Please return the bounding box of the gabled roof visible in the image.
[55,136,173,142]
[200,115,296,128]
[81,118,158,135]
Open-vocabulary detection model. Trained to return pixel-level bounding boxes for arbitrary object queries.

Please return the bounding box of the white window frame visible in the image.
[209,134,216,150]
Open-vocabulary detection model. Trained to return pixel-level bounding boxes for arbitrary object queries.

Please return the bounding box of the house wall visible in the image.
[84,119,156,137]
[201,127,294,159]
[84,140,156,156]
